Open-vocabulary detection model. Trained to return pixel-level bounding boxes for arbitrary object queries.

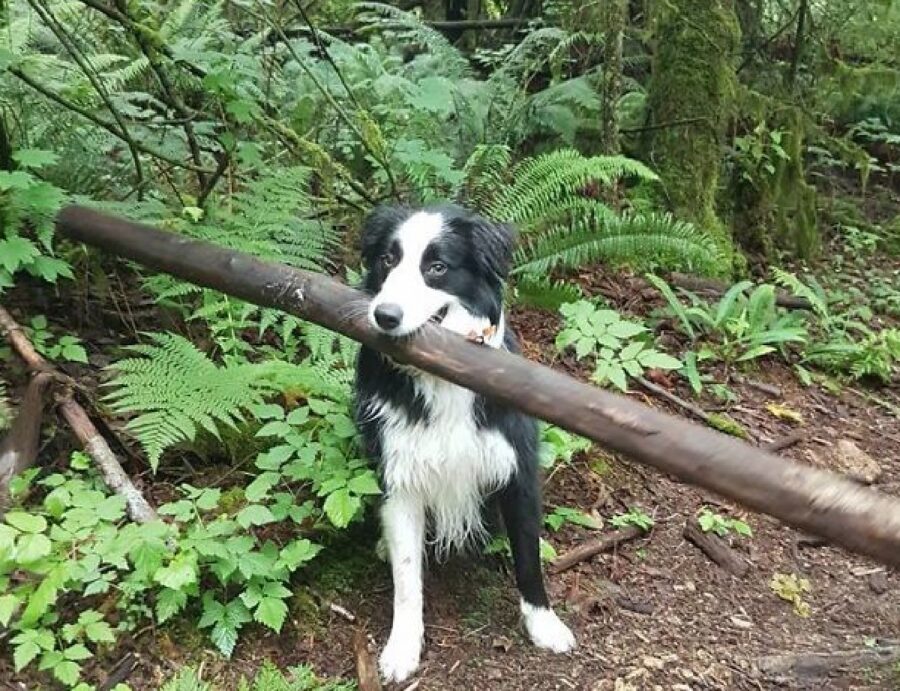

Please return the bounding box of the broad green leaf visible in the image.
[14,640,41,672]
[347,473,381,496]
[64,644,92,661]
[255,597,288,632]
[16,533,52,563]
[236,504,276,529]
[279,539,322,570]
[156,588,188,623]
[244,472,280,502]
[637,351,682,370]
[153,553,198,590]
[323,488,360,528]
[5,511,47,533]
[0,594,19,626]
[53,660,82,686]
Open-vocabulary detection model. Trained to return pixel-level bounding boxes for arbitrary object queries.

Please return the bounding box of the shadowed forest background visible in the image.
[1,0,899,689]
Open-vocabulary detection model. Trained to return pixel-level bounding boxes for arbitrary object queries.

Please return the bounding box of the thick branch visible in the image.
[0,305,157,523]
[56,205,900,568]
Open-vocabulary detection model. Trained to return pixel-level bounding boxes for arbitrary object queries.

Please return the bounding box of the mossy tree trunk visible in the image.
[600,0,626,156]
[645,0,741,266]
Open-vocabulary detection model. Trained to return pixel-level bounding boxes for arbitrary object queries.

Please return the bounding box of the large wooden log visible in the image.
[56,205,900,567]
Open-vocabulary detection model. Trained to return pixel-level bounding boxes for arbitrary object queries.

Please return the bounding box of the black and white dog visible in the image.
[354,205,576,683]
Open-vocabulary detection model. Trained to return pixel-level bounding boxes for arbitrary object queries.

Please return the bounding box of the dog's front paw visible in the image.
[379,629,423,683]
[521,603,576,654]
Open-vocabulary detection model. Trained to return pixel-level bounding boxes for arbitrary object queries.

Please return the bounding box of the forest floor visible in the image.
[2,232,900,690]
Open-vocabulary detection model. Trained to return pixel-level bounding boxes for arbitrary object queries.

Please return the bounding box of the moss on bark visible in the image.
[645,0,741,268]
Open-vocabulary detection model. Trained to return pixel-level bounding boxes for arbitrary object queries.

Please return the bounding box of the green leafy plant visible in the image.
[0,455,327,688]
[537,422,592,469]
[647,275,808,363]
[555,300,681,390]
[545,506,602,531]
[610,507,654,531]
[160,660,355,691]
[25,315,88,364]
[0,150,70,293]
[697,508,752,538]
[770,572,812,617]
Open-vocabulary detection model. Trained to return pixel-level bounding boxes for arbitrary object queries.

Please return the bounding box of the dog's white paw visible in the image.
[521,601,576,653]
[379,629,423,683]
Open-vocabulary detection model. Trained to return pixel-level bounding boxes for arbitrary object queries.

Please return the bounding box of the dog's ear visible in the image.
[360,205,406,267]
[469,215,516,282]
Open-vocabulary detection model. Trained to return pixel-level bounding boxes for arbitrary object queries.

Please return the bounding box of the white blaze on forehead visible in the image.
[369,211,452,335]
[395,211,445,261]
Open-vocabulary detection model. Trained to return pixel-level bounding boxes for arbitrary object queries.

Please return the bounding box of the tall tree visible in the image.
[645,0,741,264]
[599,0,627,155]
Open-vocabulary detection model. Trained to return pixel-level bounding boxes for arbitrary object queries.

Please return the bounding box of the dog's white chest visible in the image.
[376,376,517,554]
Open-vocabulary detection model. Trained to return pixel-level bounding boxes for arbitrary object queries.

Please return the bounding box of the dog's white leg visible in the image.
[380,492,426,683]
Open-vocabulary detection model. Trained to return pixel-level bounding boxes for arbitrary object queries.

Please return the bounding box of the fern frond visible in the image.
[488,150,658,227]
[457,144,512,210]
[513,212,724,276]
[105,333,277,469]
[512,275,584,312]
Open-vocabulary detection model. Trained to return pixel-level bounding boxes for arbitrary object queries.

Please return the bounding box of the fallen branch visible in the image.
[683,520,749,577]
[55,206,900,568]
[0,305,157,523]
[755,642,900,679]
[550,526,645,574]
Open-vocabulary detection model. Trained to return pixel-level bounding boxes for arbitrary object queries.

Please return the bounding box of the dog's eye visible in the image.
[380,254,395,268]
[428,262,447,276]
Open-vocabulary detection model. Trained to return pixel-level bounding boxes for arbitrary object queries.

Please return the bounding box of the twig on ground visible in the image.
[763,431,804,453]
[0,305,157,523]
[683,519,749,577]
[550,526,645,573]
[636,376,712,425]
[353,627,382,691]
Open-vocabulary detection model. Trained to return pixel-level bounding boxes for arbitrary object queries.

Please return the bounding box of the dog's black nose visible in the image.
[374,303,403,330]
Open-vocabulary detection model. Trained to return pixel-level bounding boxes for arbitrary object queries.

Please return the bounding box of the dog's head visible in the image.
[359,204,514,336]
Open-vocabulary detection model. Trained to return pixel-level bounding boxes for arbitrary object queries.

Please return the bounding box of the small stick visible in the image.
[550,525,644,574]
[329,601,356,622]
[0,305,157,523]
[636,376,711,425]
[741,378,783,398]
[762,431,804,453]
[353,627,382,691]
[683,520,749,577]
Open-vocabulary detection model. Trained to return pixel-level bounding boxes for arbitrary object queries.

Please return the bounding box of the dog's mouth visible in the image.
[429,305,450,325]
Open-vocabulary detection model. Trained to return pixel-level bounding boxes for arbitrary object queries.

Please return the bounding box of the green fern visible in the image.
[512,275,585,311]
[161,662,355,691]
[514,211,724,276]
[104,333,279,469]
[486,150,658,227]
[457,144,513,209]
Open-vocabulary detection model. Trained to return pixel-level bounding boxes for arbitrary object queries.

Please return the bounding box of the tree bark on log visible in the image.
[55,205,900,568]
[0,304,157,523]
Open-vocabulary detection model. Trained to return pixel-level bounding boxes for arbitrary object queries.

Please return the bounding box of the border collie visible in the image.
[354,204,576,683]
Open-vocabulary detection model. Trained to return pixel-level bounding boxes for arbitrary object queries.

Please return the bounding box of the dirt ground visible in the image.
[2,256,899,690]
